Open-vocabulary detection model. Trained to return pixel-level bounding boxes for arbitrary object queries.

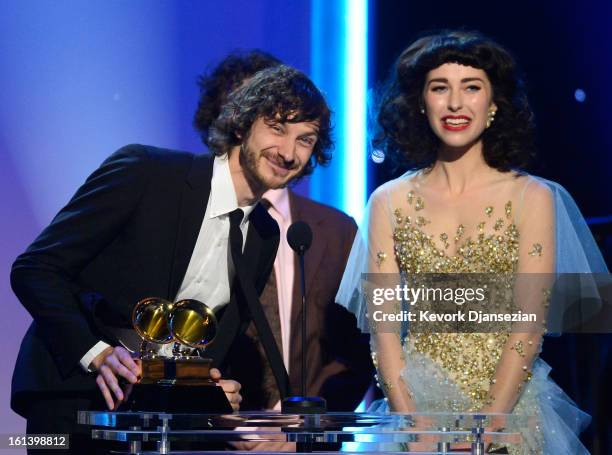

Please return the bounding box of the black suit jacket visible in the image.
[10,144,279,416]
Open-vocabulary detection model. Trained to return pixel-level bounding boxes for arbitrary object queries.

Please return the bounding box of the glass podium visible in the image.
[78,411,530,454]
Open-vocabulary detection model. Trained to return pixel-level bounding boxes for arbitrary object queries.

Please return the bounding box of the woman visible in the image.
[338,31,608,453]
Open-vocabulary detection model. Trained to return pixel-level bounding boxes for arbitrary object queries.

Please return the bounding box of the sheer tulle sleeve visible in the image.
[482,178,555,413]
[483,176,610,414]
[545,178,608,274]
[336,180,416,411]
[542,178,610,333]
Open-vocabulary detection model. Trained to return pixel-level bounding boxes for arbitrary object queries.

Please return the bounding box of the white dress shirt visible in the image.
[80,155,254,369]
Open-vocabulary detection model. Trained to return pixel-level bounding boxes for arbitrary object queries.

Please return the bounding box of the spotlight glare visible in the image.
[574,88,586,103]
[371,149,385,164]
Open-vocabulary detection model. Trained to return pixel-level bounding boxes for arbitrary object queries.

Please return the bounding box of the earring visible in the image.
[486,109,497,128]
[420,107,425,114]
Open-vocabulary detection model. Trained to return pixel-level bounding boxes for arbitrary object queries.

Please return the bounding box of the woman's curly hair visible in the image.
[374,30,536,171]
[208,65,333,177]
[193,50,281,146]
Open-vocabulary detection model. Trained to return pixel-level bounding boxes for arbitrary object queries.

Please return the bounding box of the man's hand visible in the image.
[91,346,141,410]
[92,351,241,411]
[210,368,242,411]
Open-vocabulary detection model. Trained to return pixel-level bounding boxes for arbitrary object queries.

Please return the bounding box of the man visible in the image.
[194,51,373,413]
[10,64,332,453]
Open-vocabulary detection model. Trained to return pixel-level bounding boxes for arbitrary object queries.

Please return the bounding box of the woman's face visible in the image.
[422,62,496,150]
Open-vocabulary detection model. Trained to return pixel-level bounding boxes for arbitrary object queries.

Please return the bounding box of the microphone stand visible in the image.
[299,250,307,398]
[281,240,326,415]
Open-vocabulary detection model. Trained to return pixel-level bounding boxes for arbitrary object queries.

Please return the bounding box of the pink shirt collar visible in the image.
[262,188,291,221]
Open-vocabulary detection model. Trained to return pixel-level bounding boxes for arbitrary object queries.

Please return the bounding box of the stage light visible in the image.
[343,0,368,221]
[574,88,586,103]
[310,0,368,221]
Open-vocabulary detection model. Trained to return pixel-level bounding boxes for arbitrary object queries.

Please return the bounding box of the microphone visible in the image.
[287,221,312,255]
[281,221,326,414]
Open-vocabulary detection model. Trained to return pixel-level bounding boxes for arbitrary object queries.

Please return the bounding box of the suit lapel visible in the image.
[168,154,214,300]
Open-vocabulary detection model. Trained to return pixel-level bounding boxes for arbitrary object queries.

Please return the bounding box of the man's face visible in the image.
[240,115,319,190]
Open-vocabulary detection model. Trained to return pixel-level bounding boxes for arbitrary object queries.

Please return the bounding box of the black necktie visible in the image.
[229,208,245,260]
[228,208,291,399]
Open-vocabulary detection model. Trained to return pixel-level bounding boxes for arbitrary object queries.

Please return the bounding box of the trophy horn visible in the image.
[132,297,174,344]
[169,299,218,348]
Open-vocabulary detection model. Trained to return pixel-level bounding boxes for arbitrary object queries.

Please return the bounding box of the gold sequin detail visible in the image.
[440,233,449,249]
[381,378,393,391]
[415,216,429,227]
[392,197,521,410]
[505,201,512,219]
[415,197,424,211]
[517,367,534,393]
[454,224,465,243]
[394,208,403,225]
[407,191,415,205]
[376,251,387,268]
[477,221,486,241]
[493,218,504,231]
[529,243,543,257]
[393,217,519,274]
[511,340,526,357]
[485,206,494,217]
[411,331,509,409]
[374,373,393,393]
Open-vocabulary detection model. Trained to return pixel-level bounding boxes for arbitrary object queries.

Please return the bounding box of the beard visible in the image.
[239,143,300,191]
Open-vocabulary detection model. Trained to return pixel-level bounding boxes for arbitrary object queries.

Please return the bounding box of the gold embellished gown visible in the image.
[338,172,599,454]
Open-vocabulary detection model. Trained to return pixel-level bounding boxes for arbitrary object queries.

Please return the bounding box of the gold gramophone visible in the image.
[120,297,231,412]
[132,297,217,385]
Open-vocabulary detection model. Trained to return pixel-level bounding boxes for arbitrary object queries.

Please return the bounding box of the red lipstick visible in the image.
[441,115,471,131]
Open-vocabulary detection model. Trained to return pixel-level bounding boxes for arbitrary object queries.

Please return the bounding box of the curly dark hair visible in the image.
[193,50,282,146]
[208,65,333,177]
[375,30,536,172]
